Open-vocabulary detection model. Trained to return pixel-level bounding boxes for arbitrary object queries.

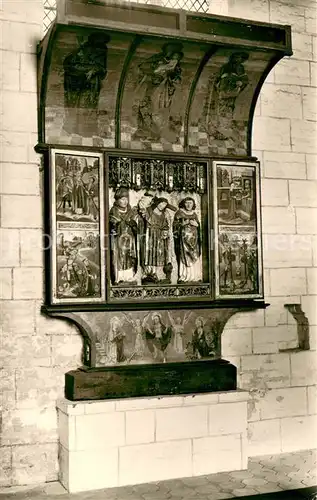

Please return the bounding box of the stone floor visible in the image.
[0,450,316,500]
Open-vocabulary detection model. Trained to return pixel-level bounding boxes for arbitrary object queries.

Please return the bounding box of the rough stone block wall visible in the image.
[0,0,316,487]
[0,2,82,485]
[218,0,317,458]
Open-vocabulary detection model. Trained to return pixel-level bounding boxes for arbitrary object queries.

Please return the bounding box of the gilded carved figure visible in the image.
[173,197,201,283]
[109,188,138,285]
[139,197,176,284]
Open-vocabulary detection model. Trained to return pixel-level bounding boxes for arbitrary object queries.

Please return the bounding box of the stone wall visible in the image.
[0,0,316,487]
[218,0,317,457]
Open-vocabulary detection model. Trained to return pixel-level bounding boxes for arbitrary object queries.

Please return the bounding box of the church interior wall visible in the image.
[0,0,316,486]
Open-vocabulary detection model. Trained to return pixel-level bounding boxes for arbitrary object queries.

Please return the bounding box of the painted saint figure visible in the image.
[82,258,97,296]
[82,173,99,220]
[72,171,87,215]
[145,313,172,362]
[204,52,249,142]
[108,316,126,364]
[133,42,183,143]
[125,313,151,360]
[213,52,249,118]
[109,188,138,285]
[63,33,110,109]
[173,197,201,283]
[57,176,72,213]
[59,250,86,297]
[241,178,255,221]
[168,311,191,354]
[191,317,214,359]
[63,33,110,136]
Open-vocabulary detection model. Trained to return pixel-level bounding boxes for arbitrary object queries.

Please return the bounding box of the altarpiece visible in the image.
[37,0,292,399]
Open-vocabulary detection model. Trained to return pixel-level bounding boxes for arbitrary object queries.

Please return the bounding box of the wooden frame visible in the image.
[46,148,264,308]
[213,159,263,299]
[50,148,105,304]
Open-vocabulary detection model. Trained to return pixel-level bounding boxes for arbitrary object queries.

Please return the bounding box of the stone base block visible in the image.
[57,390,249,493]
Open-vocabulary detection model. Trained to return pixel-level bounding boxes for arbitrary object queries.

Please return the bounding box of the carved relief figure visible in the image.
[109,188,138,285]
[63,33,110,136]
[133,42,183,143]
[173,197,201,283]
[139,197,176,283]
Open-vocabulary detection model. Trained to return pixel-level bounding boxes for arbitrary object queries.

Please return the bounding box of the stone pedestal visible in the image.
[57,390,249,493]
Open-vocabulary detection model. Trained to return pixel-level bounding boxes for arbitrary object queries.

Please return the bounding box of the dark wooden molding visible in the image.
[57,0,292,55]
[115,34,142,148]
[42,300,268,314]
[65,359,237,401]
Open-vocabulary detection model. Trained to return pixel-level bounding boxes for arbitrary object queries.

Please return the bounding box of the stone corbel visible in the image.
[284,303,310,351]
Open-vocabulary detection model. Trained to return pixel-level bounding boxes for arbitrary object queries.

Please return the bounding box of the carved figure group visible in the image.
[109,189,202,286]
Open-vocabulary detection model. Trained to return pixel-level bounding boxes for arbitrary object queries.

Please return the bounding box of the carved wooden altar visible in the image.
[36,0,292,399]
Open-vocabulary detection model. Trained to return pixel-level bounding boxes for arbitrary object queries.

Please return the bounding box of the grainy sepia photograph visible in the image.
[2,0,315,497]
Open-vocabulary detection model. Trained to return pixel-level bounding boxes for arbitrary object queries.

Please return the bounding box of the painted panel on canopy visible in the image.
[188,48,273,156]
[120,38,207,153]
[45,28,132,147]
